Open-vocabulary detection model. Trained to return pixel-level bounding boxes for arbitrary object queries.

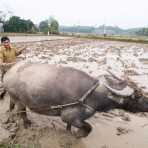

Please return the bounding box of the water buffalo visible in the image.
[3,62,148,137]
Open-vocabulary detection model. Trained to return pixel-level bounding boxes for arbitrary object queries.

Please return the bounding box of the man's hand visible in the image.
[3,62,16,66]
[0,62,16,70]
[20,46,26,53]
[17,46,26,55]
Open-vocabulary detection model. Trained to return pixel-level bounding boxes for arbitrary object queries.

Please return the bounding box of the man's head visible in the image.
[1,36,11,49]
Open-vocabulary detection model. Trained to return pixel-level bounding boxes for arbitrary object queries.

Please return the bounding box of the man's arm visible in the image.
[15,46,26,56]
[0,48,16,68]
[0,62,16,71]
[0,47,16,70]
[0,49,4,68]
[2,62,16,66]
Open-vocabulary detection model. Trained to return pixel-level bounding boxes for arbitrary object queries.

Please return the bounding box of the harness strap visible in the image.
[50,102,79,110]
[79,80,99,102]
[49,80,99,111]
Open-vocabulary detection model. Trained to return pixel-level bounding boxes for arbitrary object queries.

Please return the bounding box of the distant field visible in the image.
[1,32,148,44]
[0,35,72,43]
[0,32,44,36]
[78,34,148,44]
[61,32,148,44]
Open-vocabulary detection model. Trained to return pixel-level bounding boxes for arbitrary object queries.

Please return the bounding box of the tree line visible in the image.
[136,28,148,36]
[0,14,59,34]
[1,12,148,36]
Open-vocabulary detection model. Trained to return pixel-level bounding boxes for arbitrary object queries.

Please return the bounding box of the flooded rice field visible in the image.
[0,36,148,148]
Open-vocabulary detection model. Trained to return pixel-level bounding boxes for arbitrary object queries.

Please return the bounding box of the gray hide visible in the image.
[3,62,148,137]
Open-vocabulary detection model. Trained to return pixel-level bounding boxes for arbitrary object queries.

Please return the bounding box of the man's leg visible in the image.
[0,69,5,99]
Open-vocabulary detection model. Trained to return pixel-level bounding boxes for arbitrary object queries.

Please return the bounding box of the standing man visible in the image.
[0,36,25,99]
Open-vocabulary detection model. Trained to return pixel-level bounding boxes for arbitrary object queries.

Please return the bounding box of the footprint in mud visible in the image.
[116,127,133,136]
[11,126,87,148]
[101,146,109,148]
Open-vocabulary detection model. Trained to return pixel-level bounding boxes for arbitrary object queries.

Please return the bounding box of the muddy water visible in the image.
[1,36,148,147]
[12,110,148,148]
[83,113,148,148]
[32,113,147,148]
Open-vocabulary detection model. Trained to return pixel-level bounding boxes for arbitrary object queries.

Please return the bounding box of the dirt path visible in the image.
[0,36,148,148]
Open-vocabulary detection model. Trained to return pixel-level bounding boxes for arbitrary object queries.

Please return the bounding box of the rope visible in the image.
[0,80,100,118]
[79,80,99,102]
[49,80,99,110]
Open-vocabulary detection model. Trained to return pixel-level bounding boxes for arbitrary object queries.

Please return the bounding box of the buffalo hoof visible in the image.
[75,122,92,138]
[66,123,72,132]
[75,129,89,138]
[24,119,32,128]
[0,90,6,100]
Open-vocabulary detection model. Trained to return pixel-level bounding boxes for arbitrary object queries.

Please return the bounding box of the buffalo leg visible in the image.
[61,108,93,137]
[5,97,16,123]
[17,103,31,128]
[66,123,72,131]
[78,121,92,137]
[72,120,92,138]
[10,98,15,112]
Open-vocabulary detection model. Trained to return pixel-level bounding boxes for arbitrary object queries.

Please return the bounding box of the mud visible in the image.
[0,36,148,148]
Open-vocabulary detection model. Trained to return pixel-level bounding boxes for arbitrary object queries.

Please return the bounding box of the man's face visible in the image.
[2,40,11,49]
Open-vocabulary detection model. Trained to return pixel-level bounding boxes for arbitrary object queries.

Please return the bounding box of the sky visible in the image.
[0,0,148,29]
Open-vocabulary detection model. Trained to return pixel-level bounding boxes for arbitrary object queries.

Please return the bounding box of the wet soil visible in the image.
[0,36,148,148]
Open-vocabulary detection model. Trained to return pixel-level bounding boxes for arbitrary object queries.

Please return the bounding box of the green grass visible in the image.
[80,34,148,44]
[60,32,148,44]
[0,32,45,36]
[0,143,37,148]
[0,144,21,148]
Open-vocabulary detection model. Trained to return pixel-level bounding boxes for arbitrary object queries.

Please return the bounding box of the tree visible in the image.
[0,11,6,23]
[38,17,59,34]
[25,19,35,33]
[3,16,36,33]
[0,11,5,32]
[48,17,59,34]
[136,28,148,36]
[39,20,48,34]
